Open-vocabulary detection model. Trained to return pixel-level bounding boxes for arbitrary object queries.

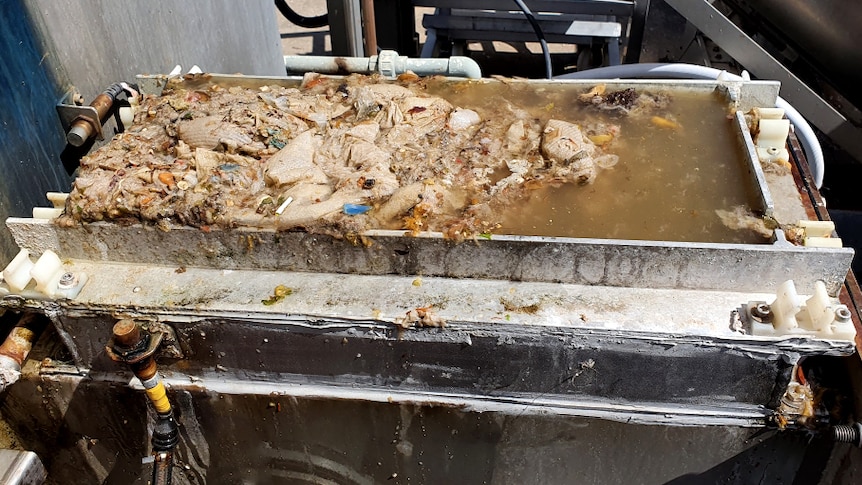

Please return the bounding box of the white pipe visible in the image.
[556,63,825,188]
[284,50,482,79]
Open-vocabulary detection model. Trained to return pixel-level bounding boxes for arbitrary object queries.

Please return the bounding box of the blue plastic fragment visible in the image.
[343,204,371,215]
[343,204,372,215]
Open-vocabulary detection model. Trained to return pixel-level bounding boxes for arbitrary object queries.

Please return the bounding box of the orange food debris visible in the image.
[650,116,681,130]
[158,172,175,186]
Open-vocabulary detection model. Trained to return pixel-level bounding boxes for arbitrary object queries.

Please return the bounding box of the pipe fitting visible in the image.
[0,313,47,392]
[106,319,178,485]
[63,82,139,147]
[284,50,482,79]
[106,319,163,368]
[66,92,115,147]
[152,411,180,451]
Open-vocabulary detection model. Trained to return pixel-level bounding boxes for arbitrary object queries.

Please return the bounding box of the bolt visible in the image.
[835,306,852,323]
[112,319,141,348]
[832,423,862,447]
[752,302,772,321]
[58,272,76,289]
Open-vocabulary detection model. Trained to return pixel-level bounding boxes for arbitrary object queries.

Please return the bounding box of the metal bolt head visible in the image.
[752,302,772,321]
[835,306,852,323]
[58,272,76,289]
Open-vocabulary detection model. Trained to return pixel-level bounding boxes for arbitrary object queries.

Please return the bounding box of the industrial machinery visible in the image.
[0,1,861,484]
[1,62,861,483]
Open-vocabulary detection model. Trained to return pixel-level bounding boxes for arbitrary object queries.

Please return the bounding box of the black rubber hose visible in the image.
[275,0,329,29]
[513,0,552,79]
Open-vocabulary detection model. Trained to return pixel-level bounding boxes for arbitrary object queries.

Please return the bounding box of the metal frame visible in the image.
[664,0,862,164]
[416,1,641,65]
[326,0,365,56]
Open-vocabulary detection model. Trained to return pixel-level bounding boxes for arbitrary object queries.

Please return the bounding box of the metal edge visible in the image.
[734,110,775,217]
[152,374,771,427]
[136,72,780,110]
[51,302,856,356]
[5,218,854,295]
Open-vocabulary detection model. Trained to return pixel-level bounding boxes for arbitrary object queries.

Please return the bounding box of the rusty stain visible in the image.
[0,314,44,366]
[500,297,540,314]
[112,319,141,348]
[0,327,36,365]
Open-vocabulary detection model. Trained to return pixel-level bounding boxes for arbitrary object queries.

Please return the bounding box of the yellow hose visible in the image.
[145,381,172,414]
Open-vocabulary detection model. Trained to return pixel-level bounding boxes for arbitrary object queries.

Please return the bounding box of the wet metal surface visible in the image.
[3,361,857,484]
[7,219,855,295]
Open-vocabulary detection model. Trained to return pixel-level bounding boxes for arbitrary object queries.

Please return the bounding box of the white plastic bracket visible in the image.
[749,280,856,340]
[798,220,843,248]
[1,249,88,300]
[754,108,790,166]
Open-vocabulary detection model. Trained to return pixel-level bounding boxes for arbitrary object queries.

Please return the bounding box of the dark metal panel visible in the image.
[0,369,834,484]
[0,0,72,262]
[326,0,364,56]
[373,0,418,56]
[60,314,792,413]
[725,0,862,107]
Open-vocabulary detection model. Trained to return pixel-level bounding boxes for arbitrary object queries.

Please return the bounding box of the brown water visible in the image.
[426,80,765,244]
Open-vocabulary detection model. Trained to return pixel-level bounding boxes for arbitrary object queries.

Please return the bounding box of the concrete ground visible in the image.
[276,1,331,56]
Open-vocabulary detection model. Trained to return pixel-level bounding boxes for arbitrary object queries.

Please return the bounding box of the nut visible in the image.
[835,306,852,323]
[58,272,77,289]
[751,302,772,321]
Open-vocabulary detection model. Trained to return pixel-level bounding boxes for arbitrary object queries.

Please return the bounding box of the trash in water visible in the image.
[344,204,372,215]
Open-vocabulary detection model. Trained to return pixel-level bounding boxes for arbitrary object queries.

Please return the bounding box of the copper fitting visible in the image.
[0,313,44,370]
[67,93,115,147]
[112,319,141,348]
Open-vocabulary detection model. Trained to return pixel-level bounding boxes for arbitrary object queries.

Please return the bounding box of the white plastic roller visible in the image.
[30,250,64,297]
[2,249,35,293]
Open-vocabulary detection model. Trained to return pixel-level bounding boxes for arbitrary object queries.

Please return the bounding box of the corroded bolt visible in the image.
[752,303,772,321]
[112,319,141,348]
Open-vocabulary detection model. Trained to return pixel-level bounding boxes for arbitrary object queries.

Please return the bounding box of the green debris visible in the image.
[262,285,292,305]
[267,128,287,149]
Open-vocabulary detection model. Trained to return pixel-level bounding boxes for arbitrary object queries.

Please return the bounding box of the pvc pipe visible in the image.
[556,63,825,188]
[284,50,482,79]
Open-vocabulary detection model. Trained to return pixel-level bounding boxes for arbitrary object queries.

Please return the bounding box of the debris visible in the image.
[262,285,292,305]
[716,206,774,239]
[58,73,624,240]
[343,203,372,215]
[275,196,294,215]
[500,297,540,314]
[394,306,446,329]
[650,115,681,130]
